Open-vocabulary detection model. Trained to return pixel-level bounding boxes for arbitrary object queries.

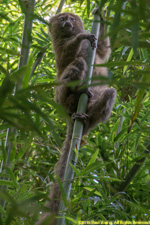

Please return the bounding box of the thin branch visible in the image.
[118,144,150,192]
[30,45,48,79]
[17,0,35,90]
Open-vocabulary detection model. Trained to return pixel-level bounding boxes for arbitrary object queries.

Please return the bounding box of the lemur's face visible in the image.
[49,13,84,37]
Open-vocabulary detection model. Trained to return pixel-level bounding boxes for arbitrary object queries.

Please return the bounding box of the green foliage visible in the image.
[0,0,150,224]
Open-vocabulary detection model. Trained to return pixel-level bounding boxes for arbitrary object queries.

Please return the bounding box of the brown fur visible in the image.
[35,12,116,225]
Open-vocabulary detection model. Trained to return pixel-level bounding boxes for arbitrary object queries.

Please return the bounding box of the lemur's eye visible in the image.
[70,17,75,22]
[58,17,64,21]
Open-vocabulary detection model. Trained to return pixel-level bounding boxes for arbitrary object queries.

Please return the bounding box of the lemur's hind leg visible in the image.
[83,88,116,135]
[60,57,86,83]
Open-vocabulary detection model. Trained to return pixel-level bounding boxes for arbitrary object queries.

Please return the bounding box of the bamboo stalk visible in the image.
[29,0,66,81]
[56,0,66,14]
[56,12,101,225]
[0,0,35,208]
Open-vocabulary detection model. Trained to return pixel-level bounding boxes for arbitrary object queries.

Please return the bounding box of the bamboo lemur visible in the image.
[35,10,116,225]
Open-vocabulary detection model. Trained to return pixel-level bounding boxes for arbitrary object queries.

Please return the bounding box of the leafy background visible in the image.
[0,0,150,224]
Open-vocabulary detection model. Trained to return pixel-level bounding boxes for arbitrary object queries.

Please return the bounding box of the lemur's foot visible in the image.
[79,87,94,98]
[72,112,88,122]
[86,88,94,98]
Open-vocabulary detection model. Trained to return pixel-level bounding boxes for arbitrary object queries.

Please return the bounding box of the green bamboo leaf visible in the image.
[16,139,32,160]
[87,150,99,166]
[131,0,139,54]
[10,144,16,162]
[0,13,12,22]
[63,216,77,224]
[0,111,42,134]
[0,47,20,56]
[8,96,53,131]
[22,55,33,89]
[0,180,15,187]
[34,38,46,46]
[0,66,28,107]
[35,32,49,42]
[56,176,68,208]
[139,48,148,61]
[0,214,3,225]
[84,186,102,197]
[72,191,83,204]
[0,65,8,76]
[111,0,123,46]
[131,73,150,125]
[10,66,28,82]
[12,95,59,142]
[5,168,17,184]
[132,91,144,123]
[132,22,139,54]
[1,141,6,163]
[86,0,90,17]
[70,163,80,176]
[123,48,134,74]
[80,161,100,176]
[0,79,14,107]
[96,60,145,68]
[0,131,7,139]
[79,0,84,6]
[33,14,49,25]
[48,100,70,120]
[114,127,128,142]
[40,28,50,39]
[110,119,120,142]
[99,0,107,9]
